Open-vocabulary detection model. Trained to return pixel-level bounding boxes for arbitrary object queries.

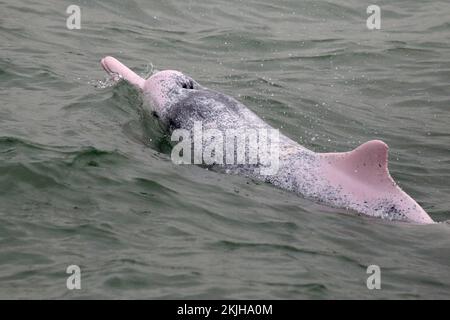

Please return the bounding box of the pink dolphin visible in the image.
[101,56,434,224]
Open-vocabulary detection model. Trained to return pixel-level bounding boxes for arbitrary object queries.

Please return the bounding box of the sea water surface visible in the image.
[0,0,449,299]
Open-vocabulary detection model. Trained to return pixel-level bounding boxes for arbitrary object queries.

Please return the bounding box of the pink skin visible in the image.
[101,57,183,111]
[100,56,434,224]
[319,140,433,224]
[101,56,145,88]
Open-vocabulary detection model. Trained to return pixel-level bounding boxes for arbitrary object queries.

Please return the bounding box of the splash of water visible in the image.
[90,74,123,89]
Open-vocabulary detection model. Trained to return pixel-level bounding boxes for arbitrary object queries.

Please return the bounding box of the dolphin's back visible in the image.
[161,88,313,178]
[164,89,270,132]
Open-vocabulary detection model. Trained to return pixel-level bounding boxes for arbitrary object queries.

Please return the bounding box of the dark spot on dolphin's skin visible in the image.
[182,80,194,89]
[389,205,397,213]
[371,199,408,221]
[179,78,195,90]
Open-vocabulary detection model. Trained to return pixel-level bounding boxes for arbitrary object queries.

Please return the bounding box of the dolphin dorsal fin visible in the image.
[101,56,145,90]
[320,140,394,186]
[318,140,433,223]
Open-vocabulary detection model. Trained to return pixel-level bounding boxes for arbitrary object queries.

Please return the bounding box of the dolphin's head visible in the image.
[143,70,200,115]
[100,57,200,115]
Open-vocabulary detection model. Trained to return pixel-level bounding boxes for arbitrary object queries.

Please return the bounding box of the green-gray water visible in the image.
[1,0,449,299]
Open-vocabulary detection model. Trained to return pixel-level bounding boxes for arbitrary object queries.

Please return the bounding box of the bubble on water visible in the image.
[144,62,156,79]
[90,75,122,89]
